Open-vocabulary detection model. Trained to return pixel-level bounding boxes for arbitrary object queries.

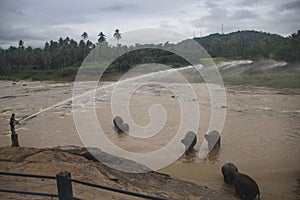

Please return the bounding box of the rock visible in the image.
[0,146,235,200]
[63,146,152,173]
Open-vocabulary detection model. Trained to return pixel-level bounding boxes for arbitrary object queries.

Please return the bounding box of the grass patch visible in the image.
[1,61,299,89]
[0,66,79,82]
[223,72,300,88]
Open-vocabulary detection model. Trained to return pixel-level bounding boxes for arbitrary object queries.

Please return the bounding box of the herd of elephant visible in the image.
[113,116,260,200]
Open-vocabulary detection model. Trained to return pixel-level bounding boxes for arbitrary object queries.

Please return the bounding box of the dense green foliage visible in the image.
[0,37,192,81]
[0,37,94,69]
[0,30,299,86]
[194,30,300,61]
[110,48,190,72]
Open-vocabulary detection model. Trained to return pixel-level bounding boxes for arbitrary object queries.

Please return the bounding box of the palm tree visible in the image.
[86,40,95,48]
[58,37,64,45]
[113,29,122,45]
[65,37,70,45]
[81,32,88,41]
[18,40,24,49]
[98,32,106,43]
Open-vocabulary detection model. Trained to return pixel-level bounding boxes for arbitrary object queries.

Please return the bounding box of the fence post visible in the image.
[56,171,73,200]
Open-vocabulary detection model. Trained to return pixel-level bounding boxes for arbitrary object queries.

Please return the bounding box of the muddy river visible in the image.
[0,80,299,199]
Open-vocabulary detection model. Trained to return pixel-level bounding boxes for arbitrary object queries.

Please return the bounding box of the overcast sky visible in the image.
[0,0,299,48]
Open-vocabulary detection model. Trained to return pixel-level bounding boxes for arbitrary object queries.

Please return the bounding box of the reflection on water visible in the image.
[0,80,299,200]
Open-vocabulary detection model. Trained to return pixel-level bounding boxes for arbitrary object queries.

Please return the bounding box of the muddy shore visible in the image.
[0,146,235,200]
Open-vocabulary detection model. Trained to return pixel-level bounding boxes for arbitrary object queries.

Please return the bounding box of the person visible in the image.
[10,113,19,135]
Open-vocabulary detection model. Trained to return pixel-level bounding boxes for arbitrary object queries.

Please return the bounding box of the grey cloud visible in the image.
[0,28,42,41]
[282,0,300,10]
[158,21,174,29]
[203,2,229,20]
[9,9,25,16]
[97,4,138,12]
[0,25,75,48]
[235,0,261,7]
[231,10,257,19]
[0,0,298,48]
[264,0,300,35]
[191,0,299,36]
[204,1,220,12]
[192,1,229,32]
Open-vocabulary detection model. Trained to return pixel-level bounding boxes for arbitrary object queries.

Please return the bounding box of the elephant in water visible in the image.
[120,123,129,132]
[181,131,197,155]
[205,130,221,151]
[221,163,260,200]
[113,116,123,128]
[221,162,239,186]
[113,116,129,133]
[232,172,260,200]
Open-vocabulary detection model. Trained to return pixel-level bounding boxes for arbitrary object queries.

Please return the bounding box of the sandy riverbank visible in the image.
[0,146,235,200]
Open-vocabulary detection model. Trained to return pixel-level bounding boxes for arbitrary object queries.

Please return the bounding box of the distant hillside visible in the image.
[0,29,299,82]
[193,30,299,61]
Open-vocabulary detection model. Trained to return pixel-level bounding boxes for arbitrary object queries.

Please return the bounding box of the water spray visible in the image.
[19,65,202,124]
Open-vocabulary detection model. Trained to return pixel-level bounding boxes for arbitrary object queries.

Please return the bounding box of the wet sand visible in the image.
[0,80,299,199]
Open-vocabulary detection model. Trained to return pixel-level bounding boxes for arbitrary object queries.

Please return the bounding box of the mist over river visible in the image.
[0,77,299,199]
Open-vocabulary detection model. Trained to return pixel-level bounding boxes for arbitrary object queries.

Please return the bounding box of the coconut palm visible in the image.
[18,40,24,48]
[81,32,88,41]
[113,29,122,45]
[98,32,106,43]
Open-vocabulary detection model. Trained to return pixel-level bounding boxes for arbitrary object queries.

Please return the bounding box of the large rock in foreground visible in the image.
[0,146,235,200]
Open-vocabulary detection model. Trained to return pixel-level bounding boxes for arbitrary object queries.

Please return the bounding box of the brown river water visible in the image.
[0,80,299,199]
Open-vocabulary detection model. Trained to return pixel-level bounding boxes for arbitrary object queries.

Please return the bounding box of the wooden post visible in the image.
[56,171,73,200]
[11,133,20,147]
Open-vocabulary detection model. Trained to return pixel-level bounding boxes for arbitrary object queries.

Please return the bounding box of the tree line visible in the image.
[194,30,300,62]
[0,29,122,70]
[0,29,299,78]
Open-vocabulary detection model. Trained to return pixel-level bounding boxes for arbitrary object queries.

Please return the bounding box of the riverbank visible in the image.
[0,146,235,200]
[0,60,299,88]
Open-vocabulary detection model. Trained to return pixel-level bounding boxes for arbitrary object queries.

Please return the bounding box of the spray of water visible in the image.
[19,65,201,124]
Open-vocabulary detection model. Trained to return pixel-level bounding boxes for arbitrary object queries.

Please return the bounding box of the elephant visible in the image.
[221,162,239,186]
[181,131,197,155]
[120,123,129,132]
[204,130,221,151]
[113,116,123,128]
[232,172,260,200]
[113,116,129,133]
